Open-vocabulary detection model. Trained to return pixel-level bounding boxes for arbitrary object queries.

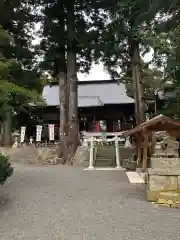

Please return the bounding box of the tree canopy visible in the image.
[0,1,44,146]
[0,0,180,149]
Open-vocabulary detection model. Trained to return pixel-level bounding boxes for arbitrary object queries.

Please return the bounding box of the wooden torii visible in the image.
[123,115,180,171]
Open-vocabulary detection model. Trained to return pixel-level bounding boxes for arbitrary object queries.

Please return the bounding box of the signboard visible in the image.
[48,124,55,141]
[36,125,42,142]
[20,126,26,143]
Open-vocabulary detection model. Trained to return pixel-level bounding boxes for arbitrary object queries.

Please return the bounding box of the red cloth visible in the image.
[95,121,100,132]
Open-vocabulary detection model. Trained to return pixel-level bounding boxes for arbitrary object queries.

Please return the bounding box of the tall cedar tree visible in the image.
[39,0,110,163]
[0,1,43,146]
[153,0,180,116]
[94,0,170,124]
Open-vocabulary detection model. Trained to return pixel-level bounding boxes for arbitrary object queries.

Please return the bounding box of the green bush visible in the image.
[0,153,13,185]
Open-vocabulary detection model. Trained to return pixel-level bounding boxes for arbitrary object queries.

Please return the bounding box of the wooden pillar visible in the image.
[137,147,142,168]
[136,134,142,168]
[142,133,148,171]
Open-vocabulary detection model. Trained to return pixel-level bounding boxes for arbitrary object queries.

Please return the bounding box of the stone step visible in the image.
[95,160,114,167]
[97,152,115,156]
[97,152,114,155]
[97,148,115,152]
[97,146,115,149]
[96,145,115,167]
[96,157,113,161]
[97,148,115,151]
[96,154,113,158]
[97,147,115,150]
[97,149,114,152]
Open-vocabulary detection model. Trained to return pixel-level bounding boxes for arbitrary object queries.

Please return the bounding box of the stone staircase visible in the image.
[95,146,116,167]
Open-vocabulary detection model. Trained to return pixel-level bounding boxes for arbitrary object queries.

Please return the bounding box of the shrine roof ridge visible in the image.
[42,81,134,107]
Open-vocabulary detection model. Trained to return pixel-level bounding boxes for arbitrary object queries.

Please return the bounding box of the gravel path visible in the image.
[0,164,180,240]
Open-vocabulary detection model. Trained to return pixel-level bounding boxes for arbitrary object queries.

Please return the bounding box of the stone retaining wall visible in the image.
[73,146,89,166]
[0,146,61,165]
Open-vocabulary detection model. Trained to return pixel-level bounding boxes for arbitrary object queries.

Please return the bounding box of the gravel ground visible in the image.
[0,164,180,240]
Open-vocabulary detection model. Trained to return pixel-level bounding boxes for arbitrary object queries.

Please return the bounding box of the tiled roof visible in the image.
[42,81,134,107]
[78,96,104,107]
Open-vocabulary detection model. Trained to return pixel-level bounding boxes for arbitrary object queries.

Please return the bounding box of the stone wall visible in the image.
[0,145,61,165]
[73,146,89,166]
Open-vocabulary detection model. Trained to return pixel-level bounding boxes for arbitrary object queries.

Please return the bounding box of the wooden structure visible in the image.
[26,80,135,140]
[123,115,180,171]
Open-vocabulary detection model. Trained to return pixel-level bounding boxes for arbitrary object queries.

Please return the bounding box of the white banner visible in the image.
[20,126,26,143]
[36,125,42,142]
[48,124,54,141]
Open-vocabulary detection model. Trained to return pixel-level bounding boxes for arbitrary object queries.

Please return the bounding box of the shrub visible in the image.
[0,153,13,185]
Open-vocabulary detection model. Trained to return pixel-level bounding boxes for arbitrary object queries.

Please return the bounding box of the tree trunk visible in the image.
[57,2,69,163]
[131,39,145,124]
[67,1,79,163]
[3,110,12,147]
[58,71,68,163]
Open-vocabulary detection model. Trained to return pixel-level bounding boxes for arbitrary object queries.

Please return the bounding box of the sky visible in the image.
[33,23,154,82]
[77,51,154,81]
[77,63,111,81]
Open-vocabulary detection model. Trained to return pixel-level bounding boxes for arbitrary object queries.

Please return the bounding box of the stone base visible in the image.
[148,175,178,192]
[148,168,180,176]
[147,190,180,203]
[147,174,179,202]
[159,191,180,202]
[157,191,180,208]
[151,157,180,170]
[147,190,161,202]
[147,156,180,204]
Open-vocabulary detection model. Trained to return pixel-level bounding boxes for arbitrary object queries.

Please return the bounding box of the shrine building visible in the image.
[27,80,135,140]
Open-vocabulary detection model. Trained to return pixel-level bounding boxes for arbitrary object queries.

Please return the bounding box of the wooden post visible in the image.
[142,133,148,171]
[136,135,142,168]
[137,147,142,168]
